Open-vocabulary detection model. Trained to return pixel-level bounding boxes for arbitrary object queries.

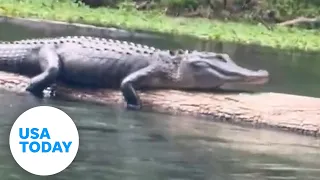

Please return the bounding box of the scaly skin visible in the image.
[0,36,269,110]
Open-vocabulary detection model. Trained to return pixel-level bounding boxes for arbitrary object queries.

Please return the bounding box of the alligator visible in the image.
[0,36,269,109]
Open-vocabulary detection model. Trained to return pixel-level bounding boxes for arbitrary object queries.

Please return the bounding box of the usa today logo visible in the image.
[9,106,79,176]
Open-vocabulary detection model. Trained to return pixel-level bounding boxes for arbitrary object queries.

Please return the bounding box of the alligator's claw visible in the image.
[126,103,142,110]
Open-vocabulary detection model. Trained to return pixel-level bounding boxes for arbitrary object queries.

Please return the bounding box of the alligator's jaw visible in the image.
[243,76,269,85]
[218,69,269,90]
[241,69,270,85]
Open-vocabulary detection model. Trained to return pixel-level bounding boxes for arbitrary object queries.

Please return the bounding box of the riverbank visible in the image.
[0,0,319,52]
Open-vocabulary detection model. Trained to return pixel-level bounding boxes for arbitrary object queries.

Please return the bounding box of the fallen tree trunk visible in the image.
[277,17,320,27]
[0,71,320,137]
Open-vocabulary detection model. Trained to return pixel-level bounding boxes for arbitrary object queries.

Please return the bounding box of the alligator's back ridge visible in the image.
[0,36,164,80]
[0,36,159,54]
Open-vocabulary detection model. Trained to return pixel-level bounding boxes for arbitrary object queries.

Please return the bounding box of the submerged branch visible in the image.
[0,71,320,137]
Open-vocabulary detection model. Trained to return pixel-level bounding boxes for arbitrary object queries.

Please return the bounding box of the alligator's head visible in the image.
[166,50,269,89]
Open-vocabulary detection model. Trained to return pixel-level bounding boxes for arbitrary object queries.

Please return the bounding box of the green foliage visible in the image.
[263,0,320,18]
[155,0,320,20]
[159,0,199,10]
[117,0,136,11]
[0,0,319,52]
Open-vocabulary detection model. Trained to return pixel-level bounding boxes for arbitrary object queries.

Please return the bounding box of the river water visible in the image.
[0,21,319,180]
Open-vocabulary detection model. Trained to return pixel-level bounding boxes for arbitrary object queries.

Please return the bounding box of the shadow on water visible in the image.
[0,21,319,180]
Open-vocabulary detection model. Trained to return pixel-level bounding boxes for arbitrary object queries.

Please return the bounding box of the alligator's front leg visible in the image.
[120,65,159,110]
[26,45,60,97]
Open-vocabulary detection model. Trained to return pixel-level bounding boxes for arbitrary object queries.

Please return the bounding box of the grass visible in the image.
[0,0,319,52]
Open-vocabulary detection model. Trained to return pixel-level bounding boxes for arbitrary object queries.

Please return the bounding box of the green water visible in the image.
[0,90,320,180]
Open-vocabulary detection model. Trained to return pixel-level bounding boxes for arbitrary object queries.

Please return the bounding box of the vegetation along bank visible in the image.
[0,0,319,52]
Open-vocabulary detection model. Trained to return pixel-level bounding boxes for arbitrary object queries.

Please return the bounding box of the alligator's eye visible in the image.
[169,50,176,56]
[215,55,227,63]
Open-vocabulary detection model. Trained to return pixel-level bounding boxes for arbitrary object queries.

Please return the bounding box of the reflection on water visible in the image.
[0,90,320,180]
[0,21,319,180]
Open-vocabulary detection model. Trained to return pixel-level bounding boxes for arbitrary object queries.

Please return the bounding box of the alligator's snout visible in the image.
[244,69,269,85]
[251,69,269,77]
[258,69,269,76]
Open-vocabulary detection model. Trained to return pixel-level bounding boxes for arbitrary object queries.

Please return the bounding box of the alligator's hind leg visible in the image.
[120,65,159,110]
[26,45,60,97]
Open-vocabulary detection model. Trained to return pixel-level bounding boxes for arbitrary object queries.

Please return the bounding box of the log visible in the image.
[0,71,320,137]
[277,17,320,27]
